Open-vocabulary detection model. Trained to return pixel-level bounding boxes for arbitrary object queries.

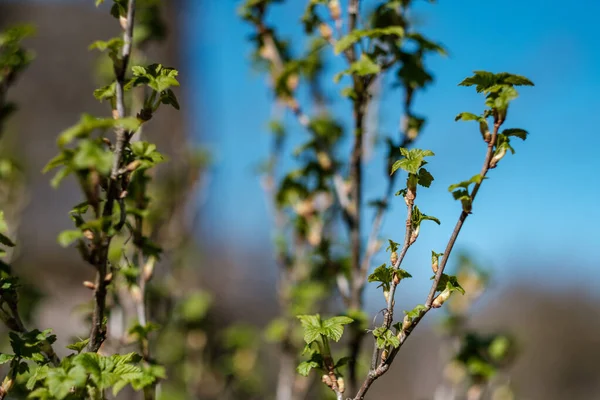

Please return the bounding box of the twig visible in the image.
[352,121,503,400]
[88,0,136,353]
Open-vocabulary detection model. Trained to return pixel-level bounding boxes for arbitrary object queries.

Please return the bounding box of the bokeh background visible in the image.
[1,0,599,399]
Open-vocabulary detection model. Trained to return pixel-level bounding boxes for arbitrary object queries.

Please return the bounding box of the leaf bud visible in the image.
[409,225,420,245]
[381,349,388,362]
[490,147,506,169]
[390,251,398,266]
[319,24,332,41]
[119,15,128,30]
[337,377,345,393]
[83,229,94,240]
[402,314,412,330]
[461,198,472,213]
[322,374,333,387]
[329,0,341,20]
[383,290,390,303]
[104,272,113,283]
[83,281,96,290]
[143,258,155,282]
[286,74,299,91]
[125,160,141,172]
[393,271,401,285]
[130,285,142,303]
[432,288,451,308]
[316,151,332,171]
[479,120,489,139]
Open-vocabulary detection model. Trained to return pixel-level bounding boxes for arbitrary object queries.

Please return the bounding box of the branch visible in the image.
[358,89,419,294]
[88,0,136,353]
[353,121,503,400]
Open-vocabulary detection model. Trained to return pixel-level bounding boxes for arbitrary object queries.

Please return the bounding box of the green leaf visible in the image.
[467,358,497,378]
[372,327,400,349]
[434,274,465,295]
[417,168,434,188]
[89,38,124,55]
[297,355,322,376]
[502,128,528,140]
[130,64,180,93]
[93,82,117,102]
[72,139,114,175]
[57,114,140,147]
[454,112,481,122]
[57,230,83,248]
[459,71,534,93]
[0,353,14,364]
[130,141,166,169]
[368,263,393,290]
[66,338,89,354]
[334,54,381,83]
[297,314,322,344]
[411,205,440,228]
[321,316,353,342]
[448,174,486,192]
[489,336,511,361]
[385,239,400,253]
[335,356,351,369]
[43,152,71,173]
[391,148,434,175]
[128,322,160,341]
[335,26,404,54]
[159,89,180,110]
[454,112,492,139]
[0,232,15,248]
[179,291,212,322]
[0,211,14,247]
[404,304,427,320]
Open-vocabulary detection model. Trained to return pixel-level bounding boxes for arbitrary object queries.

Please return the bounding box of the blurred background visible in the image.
[0,0,599,399]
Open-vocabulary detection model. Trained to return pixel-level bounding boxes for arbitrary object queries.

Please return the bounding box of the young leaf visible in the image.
[297,360,320,377]
[386,239,400,253]
[404,304,427,320]
[502,128,528,140]
[297,314,323,344]
[448,174,486,192]
[391,148,434,175]
[334,26,404,55]
[417,168,434,188]
[334,54,381,82]
[368,264,393,289]
[372,327,400,349]
[321,316,353,342]
[66,338,90,354]
[434,274,465,295]
[57,230,83,248]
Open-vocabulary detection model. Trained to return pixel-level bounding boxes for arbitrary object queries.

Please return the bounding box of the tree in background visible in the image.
[240,0,532,399]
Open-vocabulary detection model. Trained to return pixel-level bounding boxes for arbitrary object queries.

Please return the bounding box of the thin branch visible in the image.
[358,88,419,293]
[353,121,503,400]
[88,0,136,353]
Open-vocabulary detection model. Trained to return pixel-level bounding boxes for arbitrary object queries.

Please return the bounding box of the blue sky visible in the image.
[182,0,600,301]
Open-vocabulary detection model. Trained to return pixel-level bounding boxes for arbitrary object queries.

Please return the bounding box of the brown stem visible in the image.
[88,0,136,353]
